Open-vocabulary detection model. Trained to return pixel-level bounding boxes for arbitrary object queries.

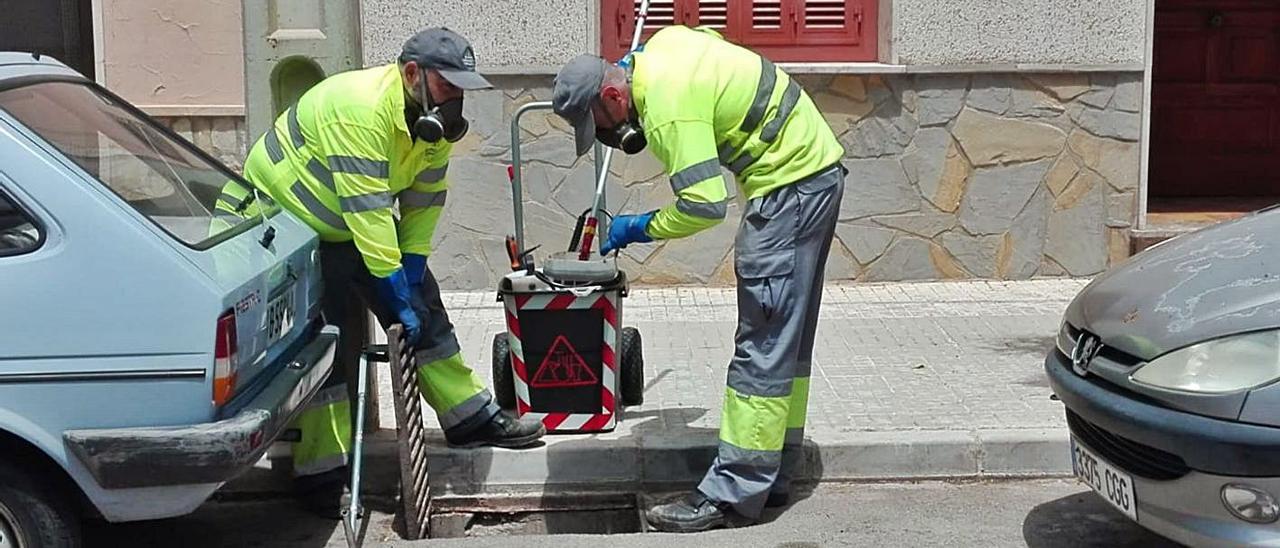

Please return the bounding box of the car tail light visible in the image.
[213,309,238,406]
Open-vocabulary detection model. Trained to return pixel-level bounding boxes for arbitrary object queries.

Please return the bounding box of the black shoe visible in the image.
[294,467,349,520]
[445,411,545,449]
[765,491,790,508]
[646,492,734,533]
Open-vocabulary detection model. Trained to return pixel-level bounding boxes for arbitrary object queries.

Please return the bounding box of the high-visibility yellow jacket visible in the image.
[242,64,451,278]
[630,25,845,239]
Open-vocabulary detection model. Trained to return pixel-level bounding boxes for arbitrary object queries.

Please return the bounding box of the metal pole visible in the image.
[342,352,369,547]
[594,140,608,247]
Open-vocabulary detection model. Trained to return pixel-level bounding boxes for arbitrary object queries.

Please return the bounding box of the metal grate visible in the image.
[1067,409,1190,481]
[386,325,431,540]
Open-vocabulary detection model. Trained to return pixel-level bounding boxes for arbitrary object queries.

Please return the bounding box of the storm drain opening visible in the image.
[427,493,644,538]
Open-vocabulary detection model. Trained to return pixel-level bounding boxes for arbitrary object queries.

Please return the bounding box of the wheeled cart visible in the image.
[488,101,645,434]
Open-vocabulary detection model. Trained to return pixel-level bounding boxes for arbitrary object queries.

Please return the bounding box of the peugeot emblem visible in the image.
[1071,333,1102,376]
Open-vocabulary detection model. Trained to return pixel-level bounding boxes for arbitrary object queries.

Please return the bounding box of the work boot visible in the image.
[444,411,545,449]
[294,466,350,520]
[645,492,737,533]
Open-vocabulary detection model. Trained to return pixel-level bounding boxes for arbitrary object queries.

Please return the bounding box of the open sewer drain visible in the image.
[427,493,645,538]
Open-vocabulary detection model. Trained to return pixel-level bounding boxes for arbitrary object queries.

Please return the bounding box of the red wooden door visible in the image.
[1151,0,1280,198]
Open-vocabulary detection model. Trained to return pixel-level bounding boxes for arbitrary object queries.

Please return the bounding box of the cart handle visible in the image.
[509,103,607,253]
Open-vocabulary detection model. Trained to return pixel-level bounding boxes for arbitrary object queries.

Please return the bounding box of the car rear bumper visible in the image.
[63,324,338,489]
[1045,349,1280,477]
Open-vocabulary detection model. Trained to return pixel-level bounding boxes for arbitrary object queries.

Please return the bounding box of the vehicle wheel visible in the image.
[491,333,517,410]
[620,327,645,407]
[0,460,79,548]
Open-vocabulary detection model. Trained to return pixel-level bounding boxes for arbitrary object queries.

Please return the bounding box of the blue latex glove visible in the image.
[402,253,428,288]
[373,268,422,346]
[601,211,656,256]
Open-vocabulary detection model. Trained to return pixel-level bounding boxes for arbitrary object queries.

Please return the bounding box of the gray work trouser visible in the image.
[697,163,845,519]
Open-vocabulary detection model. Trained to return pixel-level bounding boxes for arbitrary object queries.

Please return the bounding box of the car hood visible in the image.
[1066,206,1280,361]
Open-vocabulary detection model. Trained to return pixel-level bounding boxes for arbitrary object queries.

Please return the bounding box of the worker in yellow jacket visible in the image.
[241,27,544,517]
[552,25,846,532]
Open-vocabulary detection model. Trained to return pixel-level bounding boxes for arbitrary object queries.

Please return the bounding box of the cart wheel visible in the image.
[491,333,517,410]
[620,327,644,406]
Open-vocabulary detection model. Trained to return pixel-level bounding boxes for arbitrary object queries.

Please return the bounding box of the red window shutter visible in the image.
[600,0,682,61]
[741,0,877,62]
[600,0,877,63]
[732,0,794,47]
[684,0,729,34]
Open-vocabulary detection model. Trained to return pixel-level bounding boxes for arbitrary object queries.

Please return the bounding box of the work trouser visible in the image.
[290,242,501,477]
[697,163,845,519]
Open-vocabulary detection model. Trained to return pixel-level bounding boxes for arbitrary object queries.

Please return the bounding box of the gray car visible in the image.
[1048,204,1280,547]
[0,52,337,547]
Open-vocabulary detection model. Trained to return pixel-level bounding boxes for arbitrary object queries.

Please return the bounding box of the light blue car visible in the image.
[0,52,337,546]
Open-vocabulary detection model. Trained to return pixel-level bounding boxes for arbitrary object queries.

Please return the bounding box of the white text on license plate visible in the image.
[266,288,295,344]
[1072,436,1137,521]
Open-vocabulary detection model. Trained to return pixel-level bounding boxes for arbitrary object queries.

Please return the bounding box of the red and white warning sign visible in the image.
[505,291,619,432]
[531,335,598,388]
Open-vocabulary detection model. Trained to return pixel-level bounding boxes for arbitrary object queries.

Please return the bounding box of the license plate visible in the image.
[266,287,295,345]
[1071,436,1138,521]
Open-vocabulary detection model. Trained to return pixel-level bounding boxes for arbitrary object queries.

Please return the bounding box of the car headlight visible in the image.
[1131,330,1280,393]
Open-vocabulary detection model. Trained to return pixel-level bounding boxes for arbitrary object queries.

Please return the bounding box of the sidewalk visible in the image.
[384,278,1087,497]
[233,279,1089,500]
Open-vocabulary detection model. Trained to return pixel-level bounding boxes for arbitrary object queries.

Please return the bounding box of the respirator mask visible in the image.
[412,69,469,143]
[595,101,646,155]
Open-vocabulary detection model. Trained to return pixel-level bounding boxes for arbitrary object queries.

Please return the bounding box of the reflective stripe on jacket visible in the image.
[243,64,450,278]
[631,25,845,240]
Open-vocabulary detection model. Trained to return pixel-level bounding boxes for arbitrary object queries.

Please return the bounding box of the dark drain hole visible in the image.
[428,493,643,538]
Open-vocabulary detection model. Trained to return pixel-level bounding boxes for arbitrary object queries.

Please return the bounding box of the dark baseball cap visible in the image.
[553,54,608,156]
[400,27,492,90]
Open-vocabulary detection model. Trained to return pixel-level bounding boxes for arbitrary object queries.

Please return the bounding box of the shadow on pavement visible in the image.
[1023,490,1184,548]
[83,498,348,548]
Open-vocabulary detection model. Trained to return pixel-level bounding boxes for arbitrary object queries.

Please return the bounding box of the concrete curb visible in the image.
[223,427,1072,499]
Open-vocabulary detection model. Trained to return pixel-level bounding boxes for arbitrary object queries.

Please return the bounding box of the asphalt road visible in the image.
[86,479,1180,547]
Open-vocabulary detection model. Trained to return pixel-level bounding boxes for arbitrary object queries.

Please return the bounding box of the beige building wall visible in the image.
[99,0,245,116]
[97,0,249,170]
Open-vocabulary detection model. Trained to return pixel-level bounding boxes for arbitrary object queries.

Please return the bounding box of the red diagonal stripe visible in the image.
[602,343,617,371]
[543,413,569,431]
[582,413,612,431]
[505,309,522,339]
[515,294,533,309]
[594,294,617,326]
[600,387,615,412]
[548,293,577,310]
[517,399,531,415]
[512,353,528,382]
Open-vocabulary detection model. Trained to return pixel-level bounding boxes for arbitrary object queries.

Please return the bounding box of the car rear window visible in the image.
[0,81,274,248]
[0,188,41,256]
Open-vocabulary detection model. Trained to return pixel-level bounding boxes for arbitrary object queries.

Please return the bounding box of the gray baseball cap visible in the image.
[400,27,492,90]
[553,54,608,156]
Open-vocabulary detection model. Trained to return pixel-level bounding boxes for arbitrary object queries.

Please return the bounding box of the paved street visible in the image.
[88,479,1178,547]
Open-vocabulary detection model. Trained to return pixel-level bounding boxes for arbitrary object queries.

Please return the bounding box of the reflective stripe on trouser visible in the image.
[697,164,844,519]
